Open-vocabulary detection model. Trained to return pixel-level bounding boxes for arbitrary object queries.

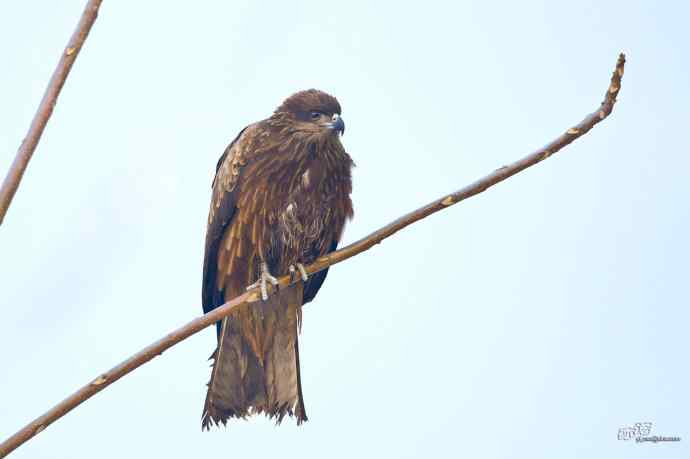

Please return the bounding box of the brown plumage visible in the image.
[201,89,353,429]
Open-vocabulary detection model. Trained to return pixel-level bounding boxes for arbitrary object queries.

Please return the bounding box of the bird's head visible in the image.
[272,89,345,137]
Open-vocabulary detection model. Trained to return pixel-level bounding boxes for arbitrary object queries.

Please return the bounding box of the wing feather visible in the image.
[202,124,255,319]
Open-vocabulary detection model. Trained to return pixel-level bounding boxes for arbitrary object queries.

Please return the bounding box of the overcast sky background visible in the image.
[1,1,688,458]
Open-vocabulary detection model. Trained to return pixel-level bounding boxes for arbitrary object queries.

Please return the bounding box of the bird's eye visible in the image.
[310,111,322,120]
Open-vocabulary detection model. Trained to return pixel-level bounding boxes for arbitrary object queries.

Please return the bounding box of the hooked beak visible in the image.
[328,114,345,135]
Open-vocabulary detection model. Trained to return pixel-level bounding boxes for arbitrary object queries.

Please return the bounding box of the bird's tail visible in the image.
[202,283,307,429]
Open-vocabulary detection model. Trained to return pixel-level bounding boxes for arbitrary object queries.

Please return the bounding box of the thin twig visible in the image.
[0,0,103,226]
[0,53,625,457]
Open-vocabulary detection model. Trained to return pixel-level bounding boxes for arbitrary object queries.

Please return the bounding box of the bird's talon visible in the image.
[296,263,309,282]
[246,262,278,301]
[266,273,279,286]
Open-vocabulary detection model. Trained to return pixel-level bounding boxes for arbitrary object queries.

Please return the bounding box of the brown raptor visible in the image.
[201,89,353,428]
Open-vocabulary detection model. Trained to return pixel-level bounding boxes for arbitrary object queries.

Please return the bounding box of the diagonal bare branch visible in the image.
[0,0,103,226]
[0,53,625,457]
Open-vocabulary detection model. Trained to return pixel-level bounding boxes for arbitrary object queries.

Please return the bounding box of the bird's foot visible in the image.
[289,263,309,283]
[246,262,279,301]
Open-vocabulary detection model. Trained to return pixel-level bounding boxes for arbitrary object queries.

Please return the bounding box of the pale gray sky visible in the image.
[1,1,688,458]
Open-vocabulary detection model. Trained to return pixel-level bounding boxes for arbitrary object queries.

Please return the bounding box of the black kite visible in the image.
[201,89,353,428]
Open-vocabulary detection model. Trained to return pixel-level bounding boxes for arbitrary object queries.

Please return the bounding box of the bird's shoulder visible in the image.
[213,122,268,189]
[208,121,278,220]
